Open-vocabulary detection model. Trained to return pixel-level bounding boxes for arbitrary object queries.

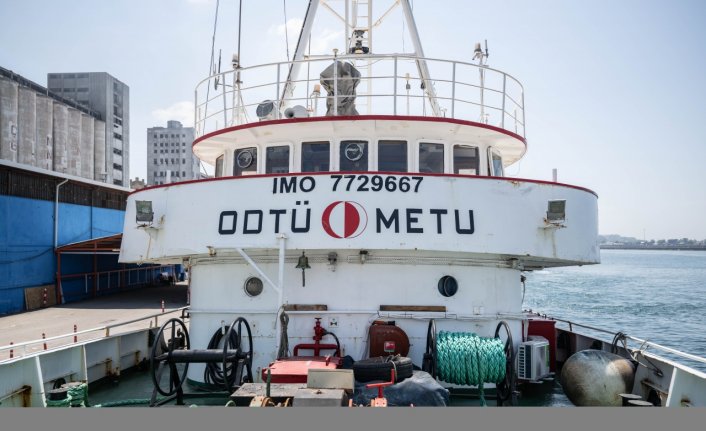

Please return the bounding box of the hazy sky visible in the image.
[1,0,705,240]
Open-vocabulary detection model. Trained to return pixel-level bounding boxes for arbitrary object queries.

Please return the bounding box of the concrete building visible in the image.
[47,72,129,186]
[0,66,106,183]
[130,177,146,190]
[147,120,200,185]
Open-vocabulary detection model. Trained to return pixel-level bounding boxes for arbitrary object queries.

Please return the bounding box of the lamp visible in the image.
[295,251,311,287]
[135,200,153,224]
[546,200,566,223]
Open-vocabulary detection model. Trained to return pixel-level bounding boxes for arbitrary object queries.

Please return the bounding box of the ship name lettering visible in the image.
[375,208,475,234]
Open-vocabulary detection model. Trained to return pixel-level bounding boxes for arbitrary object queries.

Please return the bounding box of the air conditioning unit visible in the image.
[517,336,550,381]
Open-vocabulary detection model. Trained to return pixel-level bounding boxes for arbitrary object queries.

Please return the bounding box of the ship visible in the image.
[1,0,704,408]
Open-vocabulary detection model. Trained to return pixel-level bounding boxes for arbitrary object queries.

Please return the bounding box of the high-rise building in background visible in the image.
[147,120,200,185]
[0,66,112,182]
[47,72,129,186]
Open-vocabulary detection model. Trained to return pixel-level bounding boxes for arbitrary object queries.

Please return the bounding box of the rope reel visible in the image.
[423,319,516,406]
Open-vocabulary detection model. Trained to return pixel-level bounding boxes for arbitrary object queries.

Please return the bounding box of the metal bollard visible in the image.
[73,324,78,343]
[161,300,165,313]
[42,333,47,350]
[9,341,13,359]
[42,287,48,307]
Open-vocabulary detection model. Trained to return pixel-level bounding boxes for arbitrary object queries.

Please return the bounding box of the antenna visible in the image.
[473,40,489,66]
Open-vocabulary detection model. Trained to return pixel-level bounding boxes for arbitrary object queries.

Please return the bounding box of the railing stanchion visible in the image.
[333,55,338,116]
[222,72,228,126]
[393,57,398,116]
[501,74,507,130]
[451,62,456,119]
[276,65,281,116]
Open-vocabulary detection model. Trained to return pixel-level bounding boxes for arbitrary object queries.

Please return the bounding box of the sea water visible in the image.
[524,249,706,372]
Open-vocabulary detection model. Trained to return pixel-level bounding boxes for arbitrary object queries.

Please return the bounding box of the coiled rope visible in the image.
[436,331,507,406]
[45,382,89,408]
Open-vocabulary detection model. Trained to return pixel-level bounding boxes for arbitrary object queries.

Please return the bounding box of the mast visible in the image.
[280,0,441,117]
[280,0,319,108]
[399,0,440,117]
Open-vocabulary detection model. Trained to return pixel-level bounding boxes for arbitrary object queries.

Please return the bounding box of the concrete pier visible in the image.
[0,283,188,358]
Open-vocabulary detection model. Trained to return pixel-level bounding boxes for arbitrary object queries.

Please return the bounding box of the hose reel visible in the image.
[422,319,517,406]
[149,317,254,406]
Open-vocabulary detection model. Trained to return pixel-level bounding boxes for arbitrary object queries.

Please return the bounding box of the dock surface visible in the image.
[0,284,188,357]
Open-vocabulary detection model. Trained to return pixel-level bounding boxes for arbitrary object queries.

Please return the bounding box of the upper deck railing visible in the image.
[194,54,525,140]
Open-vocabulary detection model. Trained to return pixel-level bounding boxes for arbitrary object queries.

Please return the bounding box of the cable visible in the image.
[236,0,243,66]
[203,325,239,388]
[322,329,341,356]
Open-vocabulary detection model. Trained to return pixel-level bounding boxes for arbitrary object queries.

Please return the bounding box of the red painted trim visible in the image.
[192,115,527,148]
[131,171,597,197]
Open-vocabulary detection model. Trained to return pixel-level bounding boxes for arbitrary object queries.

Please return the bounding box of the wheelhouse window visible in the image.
[340,140,368,171]
[453,145,479,175]
[301,141,330,172]
[233,147,257,176]
[378,140,407,172]
[489,149,504,177]
[266,146,290,174]
[419,142,444,173]
[215,154,224,177]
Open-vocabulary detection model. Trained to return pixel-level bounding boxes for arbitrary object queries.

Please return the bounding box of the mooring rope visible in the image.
[436,331,507,406]
[45,382,89,408]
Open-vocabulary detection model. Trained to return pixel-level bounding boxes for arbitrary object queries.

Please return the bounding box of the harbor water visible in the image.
[524,249,706,373]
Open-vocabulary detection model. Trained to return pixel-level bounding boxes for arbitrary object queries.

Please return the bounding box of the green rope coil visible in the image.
[436,331,507,406]
[65,382,89,407]
[46,396,72,408]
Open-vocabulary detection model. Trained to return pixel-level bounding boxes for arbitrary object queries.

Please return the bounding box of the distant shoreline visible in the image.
[600,245,706,251]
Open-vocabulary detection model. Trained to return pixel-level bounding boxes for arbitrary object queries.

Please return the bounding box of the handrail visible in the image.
[0,306,190,361]
[528,312,706,366]
[194,53,526,141]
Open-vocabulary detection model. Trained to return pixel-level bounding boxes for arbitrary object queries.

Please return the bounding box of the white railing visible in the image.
[0,307,189,362]
[195,54,525,139]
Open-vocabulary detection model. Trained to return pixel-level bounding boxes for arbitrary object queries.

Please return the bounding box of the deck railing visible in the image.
[194,54,525,139]
[0,306,189,362]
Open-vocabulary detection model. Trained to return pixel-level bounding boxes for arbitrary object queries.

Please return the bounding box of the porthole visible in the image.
[344,142,364,161]
[437,276,458,297]
[236,150,254,169]
[244,277,264,297]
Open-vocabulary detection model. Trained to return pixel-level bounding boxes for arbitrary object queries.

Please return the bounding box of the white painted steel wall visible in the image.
[185,259,523,382]
[120,174,599,266]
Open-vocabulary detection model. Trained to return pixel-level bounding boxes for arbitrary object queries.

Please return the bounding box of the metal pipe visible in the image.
[54,178,69,249]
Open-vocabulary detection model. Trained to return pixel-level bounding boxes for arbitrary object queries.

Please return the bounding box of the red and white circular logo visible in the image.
[321,201,368,239]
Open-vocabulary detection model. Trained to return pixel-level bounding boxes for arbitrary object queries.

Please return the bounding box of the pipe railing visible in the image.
[527,312,706,366]
[57,265,174,300]
[194,54,525,139]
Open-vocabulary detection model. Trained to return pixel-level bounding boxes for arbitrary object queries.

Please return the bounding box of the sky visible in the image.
[1,0,705,240]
